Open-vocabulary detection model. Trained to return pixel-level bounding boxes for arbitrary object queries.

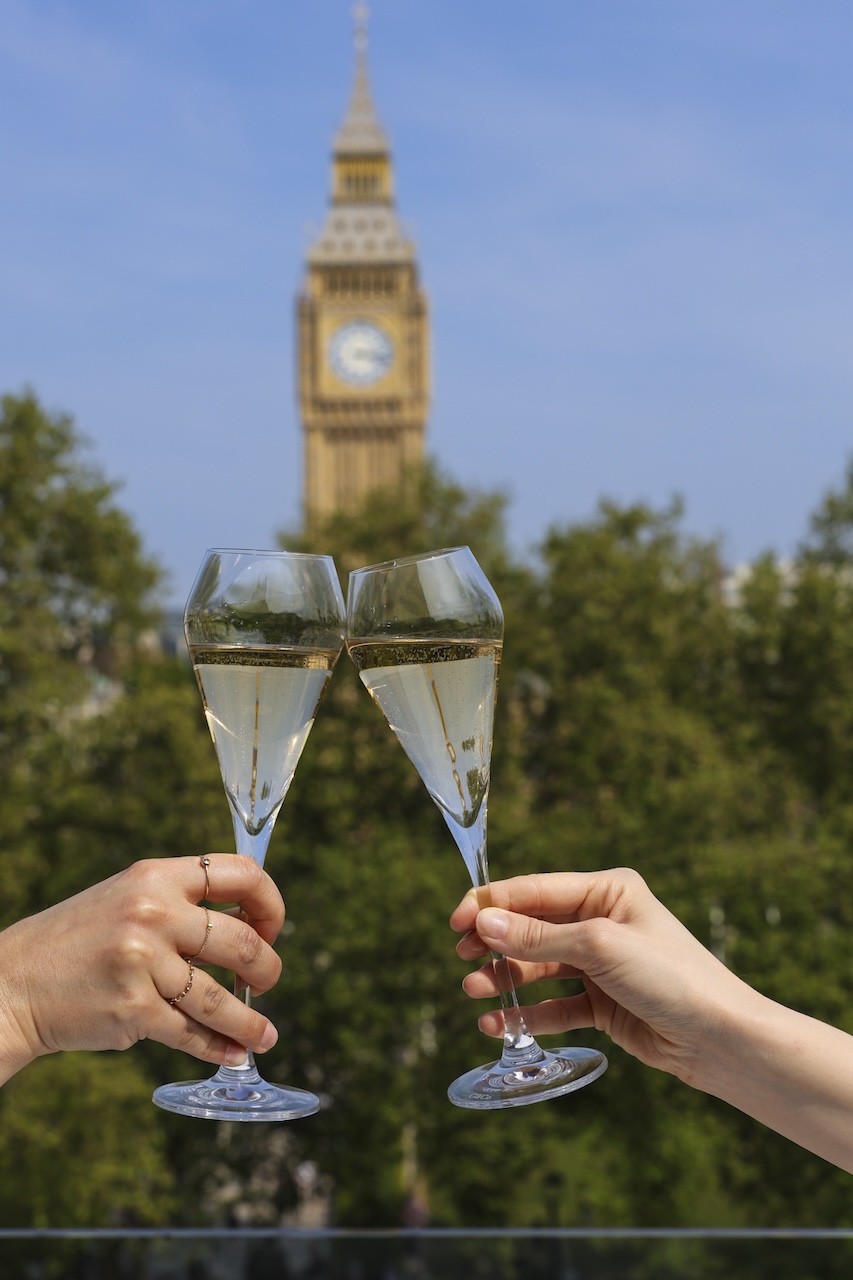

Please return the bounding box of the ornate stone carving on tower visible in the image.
[297,8,429,525]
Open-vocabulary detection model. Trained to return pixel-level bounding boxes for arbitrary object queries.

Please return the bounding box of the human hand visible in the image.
[0,855,284,1083]
[451,868,759,1086]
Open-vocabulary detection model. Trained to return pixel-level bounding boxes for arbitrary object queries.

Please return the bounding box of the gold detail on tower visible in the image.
[297,9,429,526]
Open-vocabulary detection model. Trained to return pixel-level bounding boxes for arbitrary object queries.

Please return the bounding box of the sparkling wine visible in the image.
[349,638,502,827]
[190,644,337,836]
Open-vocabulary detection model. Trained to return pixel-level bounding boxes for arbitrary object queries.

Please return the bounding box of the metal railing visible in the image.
[3,1228,853,1280]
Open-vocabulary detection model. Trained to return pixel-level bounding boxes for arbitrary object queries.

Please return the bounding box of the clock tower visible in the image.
[297,9,429,526]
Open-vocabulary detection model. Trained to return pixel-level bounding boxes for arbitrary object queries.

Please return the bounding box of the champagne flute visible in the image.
[346,546,608,1109]
[153,548,345,1121]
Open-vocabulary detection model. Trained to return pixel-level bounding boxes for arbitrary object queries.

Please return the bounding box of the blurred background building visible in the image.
[297,7,429,526]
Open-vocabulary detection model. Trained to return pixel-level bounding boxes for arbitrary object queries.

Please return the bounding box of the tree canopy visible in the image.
[4,394,853,1250]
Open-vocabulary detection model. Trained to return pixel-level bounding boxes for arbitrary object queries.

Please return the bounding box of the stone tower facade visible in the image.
[297,11,429,525]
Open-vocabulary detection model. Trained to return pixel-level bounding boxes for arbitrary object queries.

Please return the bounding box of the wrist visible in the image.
[0,921,45,1085]
[685,979,783,1101]
[681,978,853,1171]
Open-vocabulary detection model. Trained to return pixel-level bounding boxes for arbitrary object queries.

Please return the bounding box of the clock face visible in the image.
[328,321,394,386]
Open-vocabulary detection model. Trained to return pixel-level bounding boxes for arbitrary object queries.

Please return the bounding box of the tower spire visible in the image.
[335,3,388,154]
[297,5,430,527]
[353,2,369,51]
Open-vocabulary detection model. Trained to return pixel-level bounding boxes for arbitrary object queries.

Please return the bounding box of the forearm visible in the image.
[693,985,853,1173]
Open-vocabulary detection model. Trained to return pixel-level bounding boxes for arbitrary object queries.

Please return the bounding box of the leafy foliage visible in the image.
[5,401,853,1235]
[0,392,173,1225]
[0,1053,174,1227]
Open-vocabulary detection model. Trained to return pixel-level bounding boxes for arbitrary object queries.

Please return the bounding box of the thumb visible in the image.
[477,907,563,962]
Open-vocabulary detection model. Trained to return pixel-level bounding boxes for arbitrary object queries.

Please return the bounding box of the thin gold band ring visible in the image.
[184,908,213,964]
[200,855,211,901]
[168,958,194,1006]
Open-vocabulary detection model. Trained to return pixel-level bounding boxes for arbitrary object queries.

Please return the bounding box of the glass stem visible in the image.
[445,806,544,1064]
[230,814,276,1072]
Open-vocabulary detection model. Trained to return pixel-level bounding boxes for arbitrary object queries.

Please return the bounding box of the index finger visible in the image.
[450,870,638,933]
[187,854,285,945]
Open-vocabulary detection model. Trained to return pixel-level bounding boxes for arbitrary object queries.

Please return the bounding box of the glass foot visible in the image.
[447,1045,608,1110]
[152,1062,320,1122]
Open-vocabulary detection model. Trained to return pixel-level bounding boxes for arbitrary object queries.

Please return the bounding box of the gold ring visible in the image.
[168,958,194,1006]
[184,908,212,963]
[200,855,211,902]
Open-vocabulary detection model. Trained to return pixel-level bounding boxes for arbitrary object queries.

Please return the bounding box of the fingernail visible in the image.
[259,1023,278,1052]
[224,1046,249,1067]
[478,907,509,940]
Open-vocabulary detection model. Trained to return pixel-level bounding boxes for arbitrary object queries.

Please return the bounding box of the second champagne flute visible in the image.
[346,546,608,1109]
[153,548,345,1121]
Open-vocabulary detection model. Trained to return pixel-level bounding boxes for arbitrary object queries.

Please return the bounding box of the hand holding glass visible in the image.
[153,549,345,1121]
[346,546,607,1108]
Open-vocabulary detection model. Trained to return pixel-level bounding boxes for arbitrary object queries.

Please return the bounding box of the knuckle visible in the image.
[614,866,647,893]
[516,914,545,955]
[576,916,619,959]
[121,857,152,882]
[238,857,266,894]
[176,1020,201,1053]
[248,953,280,996]
[112,926,157,975]
[262,895,286,937]
[245,1011,269,1046]
[608,867,650,919]
[234,921,264,968]
[124,890,170,936]
[200,980,228,1020]
[120,859,161,893]
[110,987,151,1034]
[495,873,549,919]
[521,873,550,913]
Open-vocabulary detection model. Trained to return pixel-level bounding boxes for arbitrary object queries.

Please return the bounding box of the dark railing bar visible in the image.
[2,1228,853,1241]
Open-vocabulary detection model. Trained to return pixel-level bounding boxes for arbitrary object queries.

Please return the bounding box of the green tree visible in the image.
[731,459,853,809]
[263,471,853,1228]
[9,400,853,1237]
[0,1053,174,1226]
[0,391,176,1226]
[0,390,161,924]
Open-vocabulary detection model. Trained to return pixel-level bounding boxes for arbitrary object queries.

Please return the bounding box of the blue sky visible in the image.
[1,1,851,605]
